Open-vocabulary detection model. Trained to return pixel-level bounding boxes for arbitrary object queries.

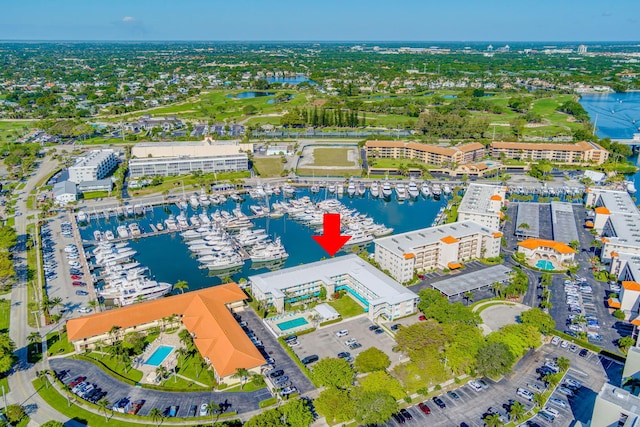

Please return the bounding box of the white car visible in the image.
[78,307,92,313]
[467,380,483,392]
[549,397,567,408]
[345,338,357,346]
[335,329,349,338]
[560,340,569,348]
[517,387,534,401]
[566,378,582,389]
[551,336,560,345]
[199,403,208,416]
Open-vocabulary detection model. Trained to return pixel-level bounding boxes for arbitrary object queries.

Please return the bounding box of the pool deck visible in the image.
[265,311,315,337]
[133,331,183,384]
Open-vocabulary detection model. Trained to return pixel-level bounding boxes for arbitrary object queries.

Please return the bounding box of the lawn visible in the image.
[253,157,285,177]
[81,352,144,383]
[175,353,216,388]
[128,170,250,197]
[0,376,8,394]
[0,299,10,333]
[296,167,361,177]
[311,148,355,167]
[328,295,365,318]
[46,331,75,356]
[0,120,33,142]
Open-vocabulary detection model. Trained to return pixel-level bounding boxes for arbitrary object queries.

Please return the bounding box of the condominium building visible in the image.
[249,254,419,321]
[365,141,485,166]
[457,183,506,229]
[68,149,119,183]
[591,383,640,427]
[586,189,640,262]
[374,221,502,283]
[128,138,250,178]
[490,141,609,164]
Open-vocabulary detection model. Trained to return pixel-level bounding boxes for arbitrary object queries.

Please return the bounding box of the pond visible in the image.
[226,92,275,99]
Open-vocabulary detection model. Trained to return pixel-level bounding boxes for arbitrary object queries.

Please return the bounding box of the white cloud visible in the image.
[122,16,136,23]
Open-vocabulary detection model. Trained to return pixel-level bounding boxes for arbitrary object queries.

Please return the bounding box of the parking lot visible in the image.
[292,316,400,367]
[382,342,616,427]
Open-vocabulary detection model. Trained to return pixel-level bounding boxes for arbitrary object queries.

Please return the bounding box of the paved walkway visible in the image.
[473,300,530,335]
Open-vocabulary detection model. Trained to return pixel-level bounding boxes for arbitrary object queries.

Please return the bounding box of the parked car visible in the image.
[419,315,427,321]
[76,290,89,296]
[128,400,145,415]
[335,329,349,337]
[301,355,319,365]
[348,342,362,350]
[337,352,350,359]
[392,413,406,424]
[168,405,179,417]
[399,409,413,421]
[468,380,483,392]
[281,386,297,396]
[269,370,285,378]
[418,402,431,414]
[199,403,209,416]
[447,391,460,400]
[432,396,446,408]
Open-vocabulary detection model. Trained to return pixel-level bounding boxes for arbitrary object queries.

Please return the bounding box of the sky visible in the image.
[1,0,639,42]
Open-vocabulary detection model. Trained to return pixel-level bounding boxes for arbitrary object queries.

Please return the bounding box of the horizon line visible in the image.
[1,39,639,44]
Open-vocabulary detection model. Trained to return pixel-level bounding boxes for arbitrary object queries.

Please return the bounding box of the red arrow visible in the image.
[312,213,352,256]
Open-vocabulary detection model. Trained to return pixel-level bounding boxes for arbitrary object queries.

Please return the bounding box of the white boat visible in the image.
[347,180,356,197]
[328,183,336,194]
[164,216,178,231]
[370,181,380,198]
[199,194,211,207]
[77,211,88,223]
[421,182,431,198]
[382,180,393,198]
[176,213,189,228]
[190,195,200,209]
[202,255,244,271]
[357,182,366,196]
[408,179,420,199]
[432,183,442,199]
[344,229,374,246]
[264,183,274,196]
[128,223,141,237]
[116,225,129,239]
[156,222,164,231]
[101,278,173,306]
[104,230,115,240]
[627,180,637,194]
[443,184,452,195]
[337,183,344,196]
[282,184,296,197]
[310,184,320,193]
[250,238,288,262]
[395,183,407,201]
[181,229,201,240]
[93,230,103,241]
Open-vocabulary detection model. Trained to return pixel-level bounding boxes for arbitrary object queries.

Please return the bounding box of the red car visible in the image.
[69,376,86,387]
[71,275,82,280]
[127,399,145,415]
[419,315,427,321]
[418,402,431,414]
[72,281,86,287]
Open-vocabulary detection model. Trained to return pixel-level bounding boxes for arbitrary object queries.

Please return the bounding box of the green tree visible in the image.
[5,404,26,424]
[0,333,17,375]
[354,389,398,426]
[533,392,546,408]
[476,342,515,378]
[174,280,189,294]
[557,356,571,372]
[149,408,164,427]
[358,371,406,400]
[280,399,315,427]
[41,422,65,427]
[619,337,636,352]
[314,388,355,424]
[520,308,555,334]
[354,347,391,373]
[509,400,526,422]
[484,413,504,427]
[569,240,580,250]
[27,331,42,352]
[244,408,282,427]
[232,367,250,390]
[98,398,111,423]
[311,357,355,389]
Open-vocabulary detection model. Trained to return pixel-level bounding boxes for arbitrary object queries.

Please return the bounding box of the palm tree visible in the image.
[50,297,63,311]
[149,408,163,427]
[175,347,188,369]
[36,369,49,388]
[27,331,42,353]
[208,401,221,426]
[155,365,168,382]
[98,398,111,423]
[509,401,525,422]
[624,377,640,395]
[557,356,571,372]
[483,413,503,427]
[463,291,474,306]
[533,392,545,408]
[232,368,250,390]
[87,299,99,312]
[174,280,189,294]
[491,281,503,298]
[108,325,121,345]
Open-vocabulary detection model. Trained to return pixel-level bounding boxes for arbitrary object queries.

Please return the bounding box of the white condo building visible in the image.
[457,183,506,229]
[374,220,502,283]
[249,254,419,321]
[128,138,250,178]
[68,149,119,183]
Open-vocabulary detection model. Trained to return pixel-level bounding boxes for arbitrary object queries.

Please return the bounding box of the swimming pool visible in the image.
[536,260,555,270]
[145,345,174,366]
[276,317,309,331]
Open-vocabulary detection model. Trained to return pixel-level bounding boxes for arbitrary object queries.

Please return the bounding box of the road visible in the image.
[6,154,86,425]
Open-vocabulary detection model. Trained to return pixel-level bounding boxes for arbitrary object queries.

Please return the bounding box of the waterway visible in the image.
[578,92,640,140]
[267,76,314,85]
[78,190,448,292]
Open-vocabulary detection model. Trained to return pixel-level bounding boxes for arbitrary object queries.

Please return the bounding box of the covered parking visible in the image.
[429,265,512,298]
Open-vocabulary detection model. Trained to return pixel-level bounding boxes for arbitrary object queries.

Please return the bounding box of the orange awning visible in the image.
[608,297,621,309]
[448,262,462,269]
[585,221,594,228]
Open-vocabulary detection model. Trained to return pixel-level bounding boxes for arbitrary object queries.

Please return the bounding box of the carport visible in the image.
[515,202,540,238]
[429,265,512,298]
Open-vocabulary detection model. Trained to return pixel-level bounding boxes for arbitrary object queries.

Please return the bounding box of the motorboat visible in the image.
[408,179,420,199]
[370,181,380,198]
[382,180,393,198]
[395,183,407,201]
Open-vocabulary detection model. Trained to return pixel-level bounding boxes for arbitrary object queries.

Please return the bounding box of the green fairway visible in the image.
[253,157,285,177]
[0,120,33,142]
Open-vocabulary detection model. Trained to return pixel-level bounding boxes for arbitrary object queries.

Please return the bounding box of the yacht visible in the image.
[310,183,320,194]
[190,195,200,209]
[201,255,244,271]
[156,222,164,231]
[104,230,115,240]
[328,182,336,194]
[337,183,344,196]
[250,238,288,262]
[357,182,366,197]
[432,183,442,199]
[93,230,103,241]
[344,229,374,246]
[382,180,393,198]
[77,211,88,223]
[443,184,452,196]
[370,181,380,198]
[347,180,356,197]
[627,180,637,194]
[199,193,211,207]
[282,184,296,197]
[176,213,189,229]
[421,182,431,198]
[395,183,407,201]
[101,278,173,306]
[128,223,141,237]
[264,183,274,196]
[164,216,178,231]
[116,225,129,239]
[408,179,420,199]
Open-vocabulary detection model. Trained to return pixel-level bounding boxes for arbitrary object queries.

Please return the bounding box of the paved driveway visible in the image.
[49,358,271,417]
[239,309,315,394]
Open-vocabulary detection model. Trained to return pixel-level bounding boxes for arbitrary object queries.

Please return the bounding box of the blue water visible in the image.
[267,76,315,85]
[79,189,447,292]
[226,92,275,99]
[536,260,554,270]
[145,345,173,366]
[578,92,640,139]
[276,317,309,331]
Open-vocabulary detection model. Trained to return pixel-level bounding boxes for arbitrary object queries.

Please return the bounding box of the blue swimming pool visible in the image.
[536,260,555,270]
[145,345,174,366]
[276,317,309,331]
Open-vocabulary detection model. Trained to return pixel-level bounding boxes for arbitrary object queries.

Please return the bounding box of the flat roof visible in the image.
[249,254,418,306]
[374,220,497,257]
[551,202,579,244]
[131,138,252,159]
[458,183,504,216]
[590,190,640,249]
[592,189,639,215]
[71,149,116,168]
[427,265,512,297]
[597,383,640,414]
[515,203,540,238]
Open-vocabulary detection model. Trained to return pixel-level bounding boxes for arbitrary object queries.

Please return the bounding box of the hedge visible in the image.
[259,397,278,408]
[319,318,342,327]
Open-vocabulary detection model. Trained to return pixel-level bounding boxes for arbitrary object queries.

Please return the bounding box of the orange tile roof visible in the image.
[493,232,503,238]
[594,206,611,215]
[447,262,462,269]
[440,235,459,244]
[517,238,576,254]
[601,237,610,243]
[491,140,605,152]
[403,253,415,259]
[623,281,640,292]
[66,284,265,377]
[611,251,619,258]
[490,194,502,201]
[607,297,621,309]
[632,318,640,326]
[457,142,485,152]
[585,221,594,228]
